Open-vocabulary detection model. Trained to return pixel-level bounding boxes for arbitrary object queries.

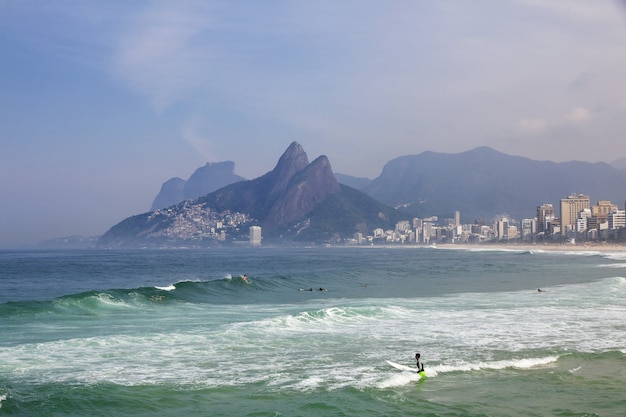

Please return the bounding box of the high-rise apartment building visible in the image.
[520,218,536,240]
[536,204,554,234]
[495,217,510,240]
[560,194,590,233]
[249,226,262,246]
[422,218,434,244]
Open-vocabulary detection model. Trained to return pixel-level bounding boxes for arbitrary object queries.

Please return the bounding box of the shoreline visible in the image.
[436,242,626,253]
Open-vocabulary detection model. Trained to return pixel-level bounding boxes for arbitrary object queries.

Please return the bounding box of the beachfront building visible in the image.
[576,208,591,233]
[421,217,435,244]
[592,200,618,224]
[520,218,536,241]
[609,209,626,230]
[537,203,555,235]
[495,217,510,240]
[249,226,262,246]
[560,194,590,236]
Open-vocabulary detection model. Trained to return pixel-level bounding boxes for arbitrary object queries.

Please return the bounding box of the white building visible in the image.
[609,209,625,229]
[576,208,592,233]
[421,219,434,244]
[249,226,262,246]
[520,218,536,240]
[495,217,510,240]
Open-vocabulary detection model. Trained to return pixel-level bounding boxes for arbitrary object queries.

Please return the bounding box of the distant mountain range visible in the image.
[334,173,373,190]
[363,147,626,222]
[151,147,626,225]
[611,157,626,172]
[95,144,626,247]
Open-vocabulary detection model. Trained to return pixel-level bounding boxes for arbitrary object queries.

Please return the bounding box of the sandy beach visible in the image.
[437,242,626,253]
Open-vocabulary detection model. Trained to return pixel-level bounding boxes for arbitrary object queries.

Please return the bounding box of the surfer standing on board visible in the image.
[415,353,425,375]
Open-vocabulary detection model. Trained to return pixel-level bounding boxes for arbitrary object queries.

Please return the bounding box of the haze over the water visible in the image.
[1,1,626,248]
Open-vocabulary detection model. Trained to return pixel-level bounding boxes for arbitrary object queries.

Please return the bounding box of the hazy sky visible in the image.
[2,0,626,248]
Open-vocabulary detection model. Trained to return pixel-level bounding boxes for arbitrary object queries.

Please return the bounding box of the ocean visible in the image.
[0,246,625,416]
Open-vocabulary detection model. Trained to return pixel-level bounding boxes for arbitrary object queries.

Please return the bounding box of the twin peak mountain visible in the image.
[97,142,400,247]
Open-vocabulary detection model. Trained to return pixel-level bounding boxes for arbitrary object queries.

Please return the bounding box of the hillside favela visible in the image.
[96,142,626,249]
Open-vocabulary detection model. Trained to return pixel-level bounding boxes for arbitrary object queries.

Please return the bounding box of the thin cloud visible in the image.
[516,106,592,136]
[181,120,217,164]
[516,0,624,23]
[564,107,591,125]
[112,2,215,111]
[516,118,550,135]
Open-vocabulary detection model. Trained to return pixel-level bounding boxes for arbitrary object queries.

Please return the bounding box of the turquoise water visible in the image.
[1,246,625,416]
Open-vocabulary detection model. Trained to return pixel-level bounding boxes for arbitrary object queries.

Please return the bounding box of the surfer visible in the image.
[242,275,248,282]
[415,353,425,374]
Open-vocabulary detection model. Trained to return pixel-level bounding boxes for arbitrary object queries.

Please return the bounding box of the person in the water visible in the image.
[415,353,425,375]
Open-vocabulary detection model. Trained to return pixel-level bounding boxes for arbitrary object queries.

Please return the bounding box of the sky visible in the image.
[1,0,626,248]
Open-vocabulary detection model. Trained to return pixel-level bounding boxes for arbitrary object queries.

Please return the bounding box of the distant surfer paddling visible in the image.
[242,274,248,283]
[415,353,426,377]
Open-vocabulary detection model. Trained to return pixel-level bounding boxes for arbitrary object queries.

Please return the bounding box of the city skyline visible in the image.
[94,192,626,248]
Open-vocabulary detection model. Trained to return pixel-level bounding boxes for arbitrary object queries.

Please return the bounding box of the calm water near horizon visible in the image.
[1,246,625,416]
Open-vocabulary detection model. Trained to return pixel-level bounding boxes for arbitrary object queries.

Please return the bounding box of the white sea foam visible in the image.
[432,356,558,374]
[601,252,626,261]
[437,245,528,254]
[377,371,421,388]
[92,293,133,308]
[250,304,417,336]
[376,356,558,389]
[154,284,176,291]
[598,263,626,268]
[0,394,6,409]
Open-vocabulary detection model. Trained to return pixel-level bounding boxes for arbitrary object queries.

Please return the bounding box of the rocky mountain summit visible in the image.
[198,142,341,231]
[151,161,246,210]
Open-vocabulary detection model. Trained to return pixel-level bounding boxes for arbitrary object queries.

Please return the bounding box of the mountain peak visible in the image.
[262,141,310,199]
[272,141,309,176]
[263,154,340,230]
